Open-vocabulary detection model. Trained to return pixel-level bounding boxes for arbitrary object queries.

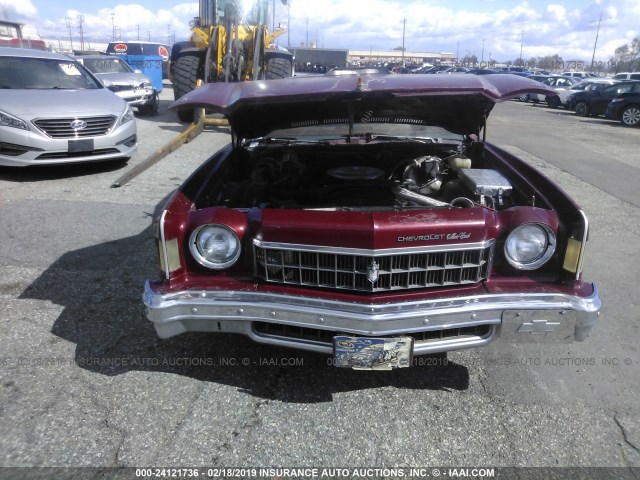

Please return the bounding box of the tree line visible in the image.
[456,38,640,73]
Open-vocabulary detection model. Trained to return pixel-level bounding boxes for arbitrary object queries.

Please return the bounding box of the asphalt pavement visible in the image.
[0,86,639,476]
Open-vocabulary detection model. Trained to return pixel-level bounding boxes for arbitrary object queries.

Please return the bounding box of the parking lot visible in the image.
[1,85,639,473]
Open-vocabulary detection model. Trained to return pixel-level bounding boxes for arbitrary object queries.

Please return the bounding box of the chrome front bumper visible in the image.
[143,281,601,355]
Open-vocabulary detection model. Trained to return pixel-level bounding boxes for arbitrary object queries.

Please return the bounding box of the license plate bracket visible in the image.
[333,336,414,370]
[68,139,94,153]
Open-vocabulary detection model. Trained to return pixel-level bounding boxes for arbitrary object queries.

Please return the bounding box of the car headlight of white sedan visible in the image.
[0,109,28,130]
[120,105,135,125]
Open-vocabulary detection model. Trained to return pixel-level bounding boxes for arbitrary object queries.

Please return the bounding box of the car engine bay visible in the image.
[200,143,517,211]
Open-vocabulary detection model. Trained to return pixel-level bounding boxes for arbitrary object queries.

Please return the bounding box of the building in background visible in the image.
[0,20,46,50]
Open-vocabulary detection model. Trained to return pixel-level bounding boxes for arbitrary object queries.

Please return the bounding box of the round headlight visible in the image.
[504,223,556,270]
[189,224,241,269]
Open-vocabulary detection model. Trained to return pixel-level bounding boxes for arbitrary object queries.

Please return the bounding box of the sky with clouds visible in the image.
[2,0,638,62]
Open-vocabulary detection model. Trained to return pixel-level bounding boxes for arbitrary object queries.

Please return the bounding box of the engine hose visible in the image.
[392,186,451,207]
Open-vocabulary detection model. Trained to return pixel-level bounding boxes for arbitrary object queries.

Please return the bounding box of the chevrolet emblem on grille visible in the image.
[366,260,379,284]
[70,119,87,130]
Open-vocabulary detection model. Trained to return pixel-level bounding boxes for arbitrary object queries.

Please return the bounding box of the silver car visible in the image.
[75,55,159,115]
[0,47,136,167]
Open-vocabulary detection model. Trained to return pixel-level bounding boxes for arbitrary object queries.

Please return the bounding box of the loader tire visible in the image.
[173,54,201,123]
[266,57,292,79]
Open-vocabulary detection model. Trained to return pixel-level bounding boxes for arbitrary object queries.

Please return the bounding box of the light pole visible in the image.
[590,12,609,72]
[401,18,406,67]
[110,13,115,41]
[481,38,485,63]
[519,30,524,64]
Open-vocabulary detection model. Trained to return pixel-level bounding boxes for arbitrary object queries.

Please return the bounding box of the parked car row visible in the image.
[0,46,172,167]
[0,56,606,362]
[514,70,640,127]
[567,80,640,126]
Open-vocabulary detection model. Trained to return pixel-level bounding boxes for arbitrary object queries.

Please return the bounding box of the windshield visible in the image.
[216,0,268,25]
[0,57,100,90]
[81,58,132,74]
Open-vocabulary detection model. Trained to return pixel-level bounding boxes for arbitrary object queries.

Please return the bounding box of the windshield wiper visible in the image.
[245,137,332,147]
[364,133,440,144]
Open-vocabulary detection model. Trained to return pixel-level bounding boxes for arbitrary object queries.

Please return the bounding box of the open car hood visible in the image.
[170,73,555,138]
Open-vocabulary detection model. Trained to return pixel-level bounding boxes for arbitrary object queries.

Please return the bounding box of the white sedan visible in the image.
[0,47,137,167]
[530,76,581,107]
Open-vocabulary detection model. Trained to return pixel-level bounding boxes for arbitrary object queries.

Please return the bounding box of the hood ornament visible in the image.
[366,260,379,284]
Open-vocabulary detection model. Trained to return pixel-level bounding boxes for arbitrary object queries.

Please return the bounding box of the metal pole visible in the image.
[287,2,290,46]
[77,15,84,51]
[590,12,603,72]
[401,18,406,67]
[66,18,74,51]
[519,30,524,64]
[110,13,115,41]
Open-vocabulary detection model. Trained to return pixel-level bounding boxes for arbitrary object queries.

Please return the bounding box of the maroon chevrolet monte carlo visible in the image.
[143,72,601,370]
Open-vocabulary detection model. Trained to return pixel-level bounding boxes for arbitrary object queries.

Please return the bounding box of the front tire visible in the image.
[621,106,640,127]
[266,55,293,79]
[546,95,560,109]
[574,101,590,117]
[173,54,201,123]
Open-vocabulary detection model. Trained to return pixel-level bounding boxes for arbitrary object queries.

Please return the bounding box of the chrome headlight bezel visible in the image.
[0,109,28,130]
[189,224,242,270]
[504,223,556,270]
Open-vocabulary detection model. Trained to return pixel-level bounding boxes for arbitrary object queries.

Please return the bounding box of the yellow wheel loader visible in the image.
[170,0,293,122]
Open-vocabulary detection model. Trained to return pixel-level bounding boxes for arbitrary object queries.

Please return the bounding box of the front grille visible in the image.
[254,243,493,292]
[108,85,134,93]
[253,322,493,346]
[33,116,116,139]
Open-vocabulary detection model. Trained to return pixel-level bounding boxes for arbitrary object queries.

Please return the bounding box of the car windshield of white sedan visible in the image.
[81,58,133,74]
[0,57,100,90]
[263,123,464,144]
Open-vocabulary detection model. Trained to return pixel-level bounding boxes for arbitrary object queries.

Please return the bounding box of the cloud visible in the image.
[2,0,37,18]
[546,4,567,22]
[18,0,640,64]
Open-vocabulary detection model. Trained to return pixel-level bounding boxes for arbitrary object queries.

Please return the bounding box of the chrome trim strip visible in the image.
[144,281,600,331]
[159,210,170,281]
[577,209,589,279]
[246,325,497,355]
[252,239,496,256]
